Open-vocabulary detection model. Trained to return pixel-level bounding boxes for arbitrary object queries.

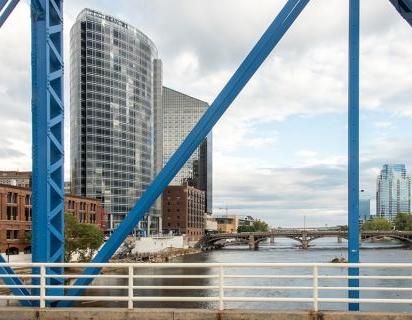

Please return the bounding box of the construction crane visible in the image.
[217,206,241,216]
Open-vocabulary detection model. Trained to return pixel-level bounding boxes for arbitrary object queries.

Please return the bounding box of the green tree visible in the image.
[362,218,393,231]
[237,225,255,233]
[394,213,412,231]
[13,215,103,261]
[64,213,104,262]
[253,220,269,232]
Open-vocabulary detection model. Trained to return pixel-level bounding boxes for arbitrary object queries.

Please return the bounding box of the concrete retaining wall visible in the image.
[0,308,411,320]
[131,236,185,254]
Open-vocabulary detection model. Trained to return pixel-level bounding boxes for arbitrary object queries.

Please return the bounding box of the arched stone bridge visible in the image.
[199,230,412,250]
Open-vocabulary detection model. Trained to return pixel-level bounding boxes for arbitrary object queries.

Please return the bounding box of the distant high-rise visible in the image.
[70,9,162,232]
[376,164,411,220]
[359,190,370,221]
[157,87,213,213]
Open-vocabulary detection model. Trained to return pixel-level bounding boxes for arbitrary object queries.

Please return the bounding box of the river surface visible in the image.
[83,239,412,312]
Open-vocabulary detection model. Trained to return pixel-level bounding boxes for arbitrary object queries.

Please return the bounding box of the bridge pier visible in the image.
[338,236,343,243]
[301,240,309,249]
[249,235,257,250]
[270,237,275,244]
[301,233,309,249]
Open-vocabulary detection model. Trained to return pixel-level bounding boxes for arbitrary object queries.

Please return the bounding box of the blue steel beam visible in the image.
[0,0,8,12]
[0,0,19,27]
[389,0,412,26]
[32,0,64,302]
[58,0,311,306]
[348,0,360,312]
[0,258,32,306]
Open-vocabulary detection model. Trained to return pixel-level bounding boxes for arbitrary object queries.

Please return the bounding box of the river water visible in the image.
[84,239,412,312]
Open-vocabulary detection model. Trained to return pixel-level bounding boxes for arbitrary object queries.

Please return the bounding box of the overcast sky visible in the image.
[0,0,411,227]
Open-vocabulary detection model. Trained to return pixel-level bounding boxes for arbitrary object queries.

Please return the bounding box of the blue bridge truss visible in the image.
[0,0,410,311]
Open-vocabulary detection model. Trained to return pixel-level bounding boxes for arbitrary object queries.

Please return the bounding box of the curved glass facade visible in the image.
[70,9,161,230]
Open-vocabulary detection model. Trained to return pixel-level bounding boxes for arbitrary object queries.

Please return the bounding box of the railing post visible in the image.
[219,265,224,311]
[128,265,134,310]
[313,265,318,312]
[40,265,46,308]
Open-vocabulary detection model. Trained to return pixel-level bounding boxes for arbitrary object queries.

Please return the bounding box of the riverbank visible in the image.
[110,246,201,263]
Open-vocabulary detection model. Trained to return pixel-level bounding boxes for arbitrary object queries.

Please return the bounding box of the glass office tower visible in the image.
[376,164,411,220]
[70,9,162,232]
[359,190,371,221]
[158,87,213,213]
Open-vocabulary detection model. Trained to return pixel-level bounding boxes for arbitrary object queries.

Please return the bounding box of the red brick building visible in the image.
[0,184,106,254]
[162,183,206,242]
[0,171,31,188]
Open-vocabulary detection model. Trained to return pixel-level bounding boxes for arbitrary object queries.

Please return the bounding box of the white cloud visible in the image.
[0,0,411,226]
[374,121,393,129]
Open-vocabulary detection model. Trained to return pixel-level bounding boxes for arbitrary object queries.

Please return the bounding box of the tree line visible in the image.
[362,213,412,231]
[237,220,269,233]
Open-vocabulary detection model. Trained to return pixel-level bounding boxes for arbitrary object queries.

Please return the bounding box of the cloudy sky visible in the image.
[0,0,411,227]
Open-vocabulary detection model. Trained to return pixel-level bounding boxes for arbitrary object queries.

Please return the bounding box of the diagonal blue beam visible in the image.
[0,256,32,306]
[0,0,19,28]
[389,0,412,26]
[0,0,8,12]
[58,0,311,306]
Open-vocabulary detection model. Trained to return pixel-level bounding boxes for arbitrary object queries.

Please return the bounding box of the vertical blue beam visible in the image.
[58,0,311,306]
[0,0,19,27]
[32,0,64,301]
[348,0,360,312]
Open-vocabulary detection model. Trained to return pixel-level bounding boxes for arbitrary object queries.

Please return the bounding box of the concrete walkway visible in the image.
[0,308,411,320]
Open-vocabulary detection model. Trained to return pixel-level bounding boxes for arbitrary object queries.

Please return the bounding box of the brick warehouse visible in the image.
[0,184,106,255]
[162,183,206,242]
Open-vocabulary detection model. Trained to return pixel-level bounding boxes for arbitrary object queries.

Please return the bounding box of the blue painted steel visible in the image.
[0,256,32,306]
[0,0,19,27]
[31,0,64,301]
[0,0,9,12]
[389,0,412,26]
[348,0,360,312]
[58,0,311,306]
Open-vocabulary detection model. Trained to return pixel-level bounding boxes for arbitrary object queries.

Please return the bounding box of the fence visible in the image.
[0,262,411,311]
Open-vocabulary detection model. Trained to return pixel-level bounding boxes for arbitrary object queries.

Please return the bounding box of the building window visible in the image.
[25,207,32,221]
[7,192,17,204]
[25,195,31,205]
[7,206,17,220]
[24,230,31,239]
[6,230,19,240]
[68,200,75,210]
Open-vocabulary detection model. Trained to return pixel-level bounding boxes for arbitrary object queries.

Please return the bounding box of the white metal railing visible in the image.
[0,262,411,311]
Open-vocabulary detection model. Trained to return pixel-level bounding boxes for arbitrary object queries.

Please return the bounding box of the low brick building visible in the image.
[0,184,106,255]
[162,183,206,242]
[215,215,255,233]
[0,171,31,188]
